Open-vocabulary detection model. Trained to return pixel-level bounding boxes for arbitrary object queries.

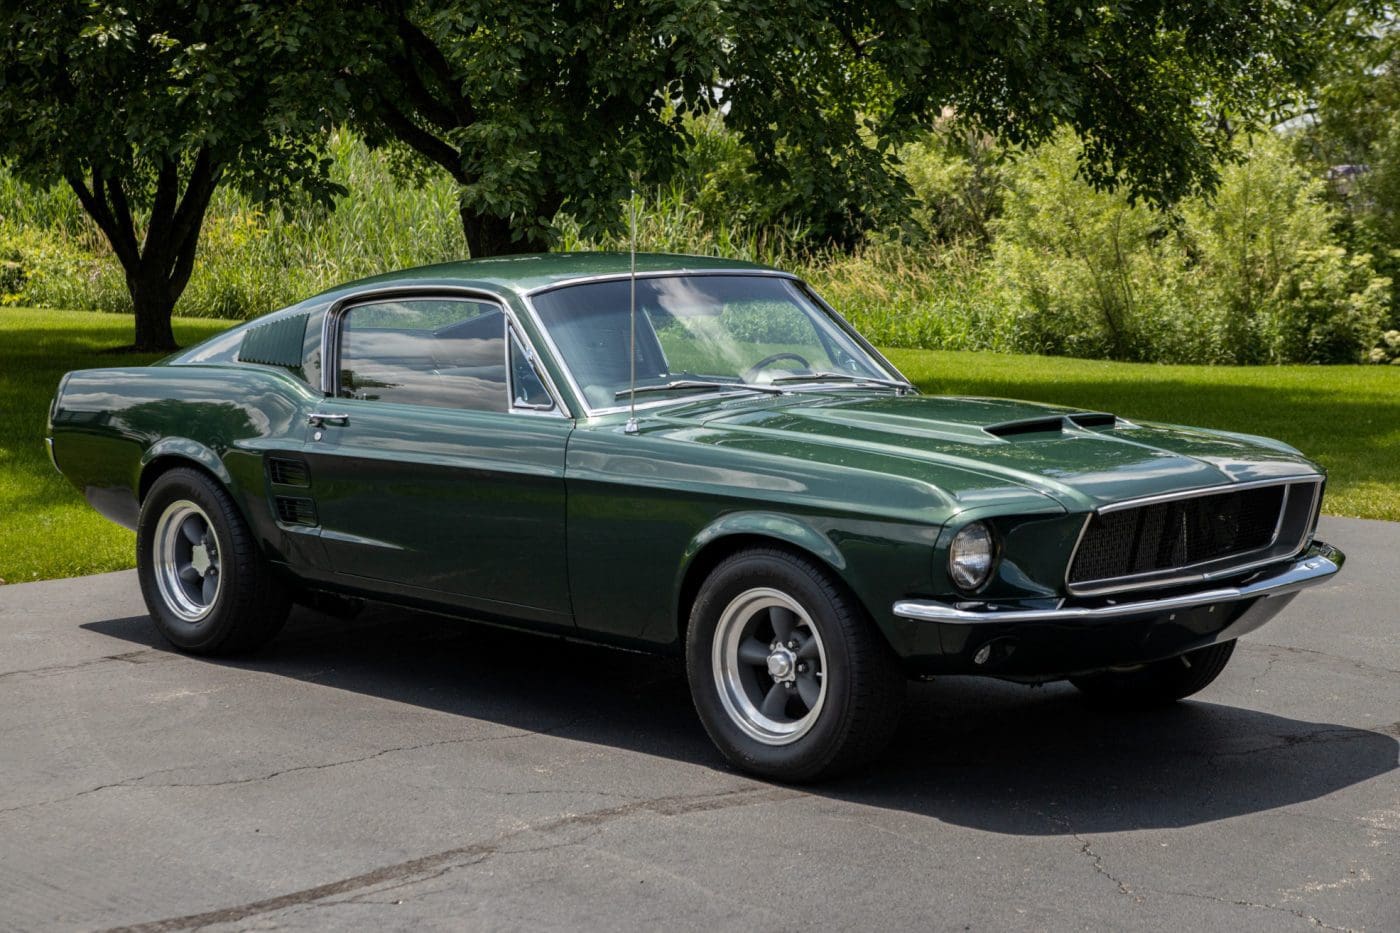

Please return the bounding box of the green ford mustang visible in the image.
[47,253,1344,780]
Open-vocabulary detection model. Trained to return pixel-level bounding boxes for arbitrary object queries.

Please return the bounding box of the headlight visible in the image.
[948,521,995,591]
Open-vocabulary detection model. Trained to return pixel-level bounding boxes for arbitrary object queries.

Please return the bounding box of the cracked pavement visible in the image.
[0,516,1395,931]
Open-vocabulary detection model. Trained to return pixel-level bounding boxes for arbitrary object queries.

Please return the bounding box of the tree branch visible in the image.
[67,170,140,273]
[377,97,467,182]
[384,49,461,132]
[143,157,179,261]
[396,14,476,126]
[167,146,221,266]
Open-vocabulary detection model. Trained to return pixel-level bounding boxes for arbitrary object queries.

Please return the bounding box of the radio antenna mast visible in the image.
[625,185,640,435]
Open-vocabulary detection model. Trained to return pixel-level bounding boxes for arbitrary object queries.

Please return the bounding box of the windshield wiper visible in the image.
[615,380,787,401]
[768,371,914,391]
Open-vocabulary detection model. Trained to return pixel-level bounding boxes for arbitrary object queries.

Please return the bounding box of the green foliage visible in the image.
[0,1,350,347]
[895,127,1008,245]
[986,131,1391,364]
[0,131,462,319]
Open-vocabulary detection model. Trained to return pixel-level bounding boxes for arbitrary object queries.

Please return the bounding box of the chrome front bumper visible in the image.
[894,542,1344,625]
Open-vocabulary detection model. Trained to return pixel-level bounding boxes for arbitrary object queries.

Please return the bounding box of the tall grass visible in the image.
[1,131,465,318]
[1,127,1390,365]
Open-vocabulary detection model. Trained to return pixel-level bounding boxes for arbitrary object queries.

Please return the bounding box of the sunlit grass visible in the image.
[1,307,1393,584]
[0,308,235,584]
[888,348,1400,522]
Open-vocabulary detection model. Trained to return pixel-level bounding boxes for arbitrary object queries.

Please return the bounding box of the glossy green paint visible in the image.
[301,399,573,627]
[49,254,1328,668]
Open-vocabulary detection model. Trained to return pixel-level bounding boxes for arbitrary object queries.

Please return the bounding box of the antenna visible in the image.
[624,185,640,435]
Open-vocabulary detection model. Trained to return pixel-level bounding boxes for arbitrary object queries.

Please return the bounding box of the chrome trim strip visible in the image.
[44,436,58,473]
[321,285,569,419]
[1063,475,1324,596]
[794,281,913,388]
[895,543,1343,624]
[522,267,801,298]
[1094,474,1324,514]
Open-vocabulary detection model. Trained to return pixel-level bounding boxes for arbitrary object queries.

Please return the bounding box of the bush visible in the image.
[986,132,1213,362]
[0,124,1389,365]
[984,131,1391,364]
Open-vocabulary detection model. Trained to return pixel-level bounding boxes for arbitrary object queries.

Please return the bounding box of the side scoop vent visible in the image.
[274,496,318,526]
[266,457,310,487]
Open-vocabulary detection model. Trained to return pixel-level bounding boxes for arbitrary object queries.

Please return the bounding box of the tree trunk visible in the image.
[129,275,179,352]
[65,151,220,352]
[461,204,549,258]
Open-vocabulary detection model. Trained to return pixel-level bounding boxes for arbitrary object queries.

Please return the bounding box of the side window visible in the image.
[339,299,507,412]
[509,333,555,410]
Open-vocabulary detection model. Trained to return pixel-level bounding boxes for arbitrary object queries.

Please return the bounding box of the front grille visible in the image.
[1069,485,1288,587]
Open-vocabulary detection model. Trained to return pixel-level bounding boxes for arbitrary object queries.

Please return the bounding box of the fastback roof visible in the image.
[312,251,780,300]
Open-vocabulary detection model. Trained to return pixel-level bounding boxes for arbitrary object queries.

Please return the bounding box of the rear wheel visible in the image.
[1070,640,1236,706]
[686,548,904,781]
[137,467,290,655]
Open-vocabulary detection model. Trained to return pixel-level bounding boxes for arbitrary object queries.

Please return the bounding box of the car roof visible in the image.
[311,251,784,301]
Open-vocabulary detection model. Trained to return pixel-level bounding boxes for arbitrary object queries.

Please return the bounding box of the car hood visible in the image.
[652,392,1321,513]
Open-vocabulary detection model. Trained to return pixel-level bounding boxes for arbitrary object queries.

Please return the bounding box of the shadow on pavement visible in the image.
[85,603,1398,836]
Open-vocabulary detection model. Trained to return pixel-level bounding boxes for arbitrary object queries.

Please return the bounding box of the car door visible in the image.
[301,292,573,627]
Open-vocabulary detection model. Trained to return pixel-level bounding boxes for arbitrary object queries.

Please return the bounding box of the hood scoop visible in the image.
[985,411,1121,439]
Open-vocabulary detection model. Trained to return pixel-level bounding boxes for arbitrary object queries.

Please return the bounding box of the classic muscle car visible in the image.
[47,253,1344,780]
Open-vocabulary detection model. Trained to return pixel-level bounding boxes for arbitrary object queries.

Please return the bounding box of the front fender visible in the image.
[673,509,950,661]
[679,511,849,584]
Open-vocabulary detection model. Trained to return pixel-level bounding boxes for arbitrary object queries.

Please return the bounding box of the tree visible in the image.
[719,1,1334,244]
[343,1,1337,253]
[338,2,728,258]
[0,3,343,350]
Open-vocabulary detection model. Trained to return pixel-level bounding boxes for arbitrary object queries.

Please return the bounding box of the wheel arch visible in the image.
[674,513,858,646]
[138,440,235,502]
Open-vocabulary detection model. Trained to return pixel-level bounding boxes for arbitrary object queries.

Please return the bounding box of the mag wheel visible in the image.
[1070,640,1237,706]
[137,467,290,655]
[686,548,904,782]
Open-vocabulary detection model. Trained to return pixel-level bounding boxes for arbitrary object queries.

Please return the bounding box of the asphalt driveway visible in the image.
[0,516,1395,931]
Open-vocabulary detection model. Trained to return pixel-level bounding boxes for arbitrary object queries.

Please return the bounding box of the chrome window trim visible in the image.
[519,270,905,418]
[522,267,801,298]
[321,285,568,419]
[796,280,914,389]
[1062,475,1325,597]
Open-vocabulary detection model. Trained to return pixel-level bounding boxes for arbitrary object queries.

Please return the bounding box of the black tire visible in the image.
[685,547,905,781]
[1069,640,1236,706]
[136,466,290,655]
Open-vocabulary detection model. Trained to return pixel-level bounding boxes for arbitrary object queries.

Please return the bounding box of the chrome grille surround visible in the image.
[1065,476,1324,597]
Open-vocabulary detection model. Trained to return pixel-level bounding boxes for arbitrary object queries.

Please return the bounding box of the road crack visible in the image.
[101,785,800,932]
[1158,886,1358,932]
[1242,642,1400,678]
[0,650,164,683]
[0,716,593,818]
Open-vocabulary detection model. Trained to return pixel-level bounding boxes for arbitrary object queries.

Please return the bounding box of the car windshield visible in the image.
[529,275,901,410]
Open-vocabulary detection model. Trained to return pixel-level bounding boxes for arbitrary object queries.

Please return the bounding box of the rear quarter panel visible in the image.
[49,364,320,564]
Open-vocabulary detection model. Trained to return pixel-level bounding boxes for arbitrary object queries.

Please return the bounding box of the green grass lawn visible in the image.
[1,307,1396,584]
[0,308,236,584]
[887,348,1400,523]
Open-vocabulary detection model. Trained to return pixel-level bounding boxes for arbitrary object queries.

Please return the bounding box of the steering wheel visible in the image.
[743,352,811,382]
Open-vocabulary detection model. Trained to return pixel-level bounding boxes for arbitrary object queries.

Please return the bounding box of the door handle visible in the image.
[308,413,350,427]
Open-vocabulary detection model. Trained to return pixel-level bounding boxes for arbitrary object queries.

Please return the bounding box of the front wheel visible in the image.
[686,548,904,781]
[1069,640,1236,706]
[137,467,290,655]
